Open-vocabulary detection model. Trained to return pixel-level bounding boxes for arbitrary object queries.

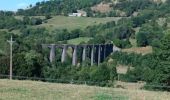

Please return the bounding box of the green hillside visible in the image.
[36,16,121,31]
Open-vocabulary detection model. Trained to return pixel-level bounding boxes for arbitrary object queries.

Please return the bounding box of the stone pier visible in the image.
[42,43,120,66]
[61,45,67,63]
[98,45,101,65]
[91,45,94,66]
[49,44,56,62]
[72,45,77,66]
[82,45,87,62]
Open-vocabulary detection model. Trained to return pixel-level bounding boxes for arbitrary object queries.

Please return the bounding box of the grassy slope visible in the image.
[67,37,93,45]
[37,16,121,31]
[0,79,170,100]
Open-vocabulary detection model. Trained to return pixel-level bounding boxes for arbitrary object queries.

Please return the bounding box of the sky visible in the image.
[0,0,49,11]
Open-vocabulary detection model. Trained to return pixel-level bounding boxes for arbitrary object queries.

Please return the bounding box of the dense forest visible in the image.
[0,0,170,89]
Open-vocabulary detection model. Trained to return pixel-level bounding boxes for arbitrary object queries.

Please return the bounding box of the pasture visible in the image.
[36,16,121,31]
[0,79,170,100]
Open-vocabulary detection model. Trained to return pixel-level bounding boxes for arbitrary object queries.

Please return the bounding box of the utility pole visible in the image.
[7,36,15,80]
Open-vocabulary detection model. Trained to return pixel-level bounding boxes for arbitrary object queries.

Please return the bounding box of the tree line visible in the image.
[111,33,170,90]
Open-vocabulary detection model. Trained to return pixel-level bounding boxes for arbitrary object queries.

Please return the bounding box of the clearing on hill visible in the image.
[122,46,153,55]
[91,3,112,13]
[36,16,121,31]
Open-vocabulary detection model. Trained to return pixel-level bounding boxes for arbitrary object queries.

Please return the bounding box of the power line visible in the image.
[7,36,15,80]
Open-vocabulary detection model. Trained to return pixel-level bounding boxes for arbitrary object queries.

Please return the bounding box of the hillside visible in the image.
[16,0,106,16]
[1,0,170,95]
[36,16,121,31]
[0,79,170,100]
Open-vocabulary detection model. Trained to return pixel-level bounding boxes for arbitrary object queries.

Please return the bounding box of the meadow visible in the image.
[37,16,121,31]
[0,79,170,100]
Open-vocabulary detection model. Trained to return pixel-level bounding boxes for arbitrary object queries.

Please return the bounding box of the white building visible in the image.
[68,13,82,17]
[68,10,87,17]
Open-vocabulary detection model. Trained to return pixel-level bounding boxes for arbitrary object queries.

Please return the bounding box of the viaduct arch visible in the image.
[42,44,120,66]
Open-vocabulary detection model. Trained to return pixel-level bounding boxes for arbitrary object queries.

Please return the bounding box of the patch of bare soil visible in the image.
[91,3,112,13]
[122,46,153,55]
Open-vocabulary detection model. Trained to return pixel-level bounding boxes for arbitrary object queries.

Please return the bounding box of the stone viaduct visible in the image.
[42,44,120,66]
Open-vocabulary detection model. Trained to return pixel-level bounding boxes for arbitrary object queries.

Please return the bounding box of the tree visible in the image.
[136,23,163,47]
[45,14,52,19]
[114,24,133,39]
[23,16,30,25]
[151,34,170,86]
[30,18,42,25]
[136,31,148,46]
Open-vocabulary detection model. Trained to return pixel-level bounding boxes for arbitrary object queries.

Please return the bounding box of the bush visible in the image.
[30,18,42,25]
[113,39,132,48]
[43,63,117,87]
[45,14,52,19]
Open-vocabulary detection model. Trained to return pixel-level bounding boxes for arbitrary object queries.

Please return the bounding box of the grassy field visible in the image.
[37,16,121,31]
[67,37,93,45]
[0,79,170,100]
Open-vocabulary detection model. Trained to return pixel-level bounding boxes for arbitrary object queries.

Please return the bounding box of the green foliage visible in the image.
[88,35,107,44]
[112,34,170,89]
[84,21,116,37]
[113,25,134,39]
[30,18,42,25]
[112,52,158,82]
[0,56,9,75]
[136,30,148,46]
[23,16,30,25]
[16,0,105,16]
[113,39,132,48]
[1,0,170,90]
[0,11,14,16]
[52,29,81,41]
[113,0,155,16]
[132,10,155,27]
[23,16,43,25]
[45,14,52,20]
[136,22,164,47]
[90,64,110,82]
[43,63,117,86]
[0,25,117,86]
[111,52,142,66]
[0,15,21,29]
[15,0,158,18]
[152,34,170,86]
[13,51,44,77]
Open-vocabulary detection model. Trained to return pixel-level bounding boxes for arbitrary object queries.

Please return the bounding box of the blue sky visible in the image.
[0,0,49,11]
